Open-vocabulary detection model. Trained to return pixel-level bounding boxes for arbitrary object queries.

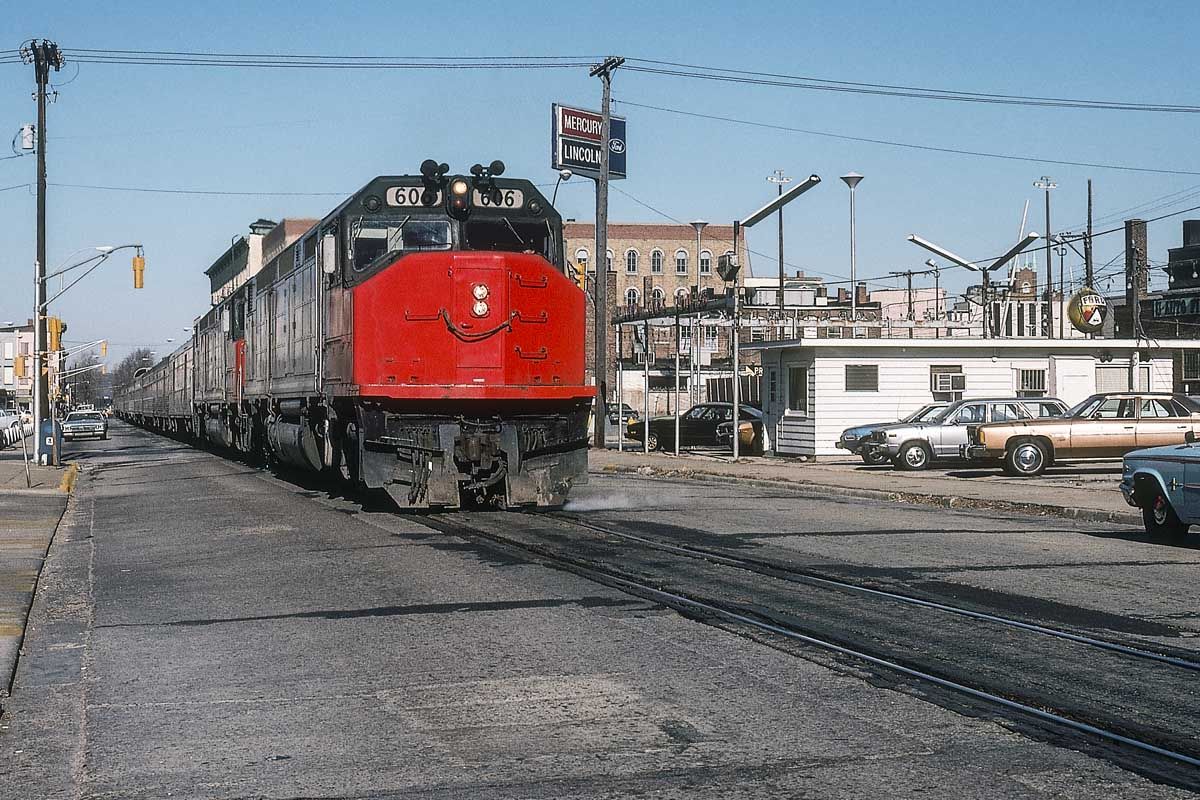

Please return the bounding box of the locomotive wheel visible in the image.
[335,422,360,487]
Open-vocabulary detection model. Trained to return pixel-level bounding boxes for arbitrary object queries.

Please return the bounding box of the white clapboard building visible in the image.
[747,338,1185,458]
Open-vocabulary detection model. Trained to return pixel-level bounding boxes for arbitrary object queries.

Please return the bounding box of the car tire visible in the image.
[645,431,660,451]
[860,449,889,466]
[895,442,932,471]
[1003,439,1048,477]
[1143,485,1190,541]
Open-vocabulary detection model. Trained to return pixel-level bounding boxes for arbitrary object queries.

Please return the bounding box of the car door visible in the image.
[1069,397,1136,457]
[679,405,711,446]
[1134,398,1192,449]
[935,402,984,456]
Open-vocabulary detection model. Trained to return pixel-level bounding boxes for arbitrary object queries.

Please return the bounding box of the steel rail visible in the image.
[556,513,1200,673]
[437,514,1200,773]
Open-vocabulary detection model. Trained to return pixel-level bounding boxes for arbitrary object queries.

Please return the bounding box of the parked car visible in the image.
[607,402,639,425]
[836,403,949,465]
[715,406,767,454]
[861,396,1069,471]
[61,410,108,441]
[628,403,762,452]
[1120,433,1200,539]
[965,393,1200,477]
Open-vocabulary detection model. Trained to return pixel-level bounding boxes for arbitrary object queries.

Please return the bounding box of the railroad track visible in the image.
[425,510,1200,790]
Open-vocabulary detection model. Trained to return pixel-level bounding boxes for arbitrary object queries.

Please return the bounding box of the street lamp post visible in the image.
[767,170,792,312]
[1034,176,1057,337]
[907,233,1041,339]
[840,173,864,325]
[925,259,941,325]
[551,168,572,205]
[689,220,707,407]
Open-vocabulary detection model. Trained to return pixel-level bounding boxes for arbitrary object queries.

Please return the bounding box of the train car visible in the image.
[116,160,592,509]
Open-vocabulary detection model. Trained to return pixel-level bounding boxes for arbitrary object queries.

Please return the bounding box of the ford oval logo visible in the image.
[609,138,626,154]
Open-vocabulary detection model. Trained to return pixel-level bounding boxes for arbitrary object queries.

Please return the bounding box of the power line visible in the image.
[616,100,1200,176]
[0,182,30,193]
[49,182,350,197]
[622,58,1200,113]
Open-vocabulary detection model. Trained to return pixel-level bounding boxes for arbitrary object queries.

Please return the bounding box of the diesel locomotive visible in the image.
[114,161,592,508]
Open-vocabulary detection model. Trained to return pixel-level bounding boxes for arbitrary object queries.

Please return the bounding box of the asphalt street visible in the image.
[1,422,1197,798]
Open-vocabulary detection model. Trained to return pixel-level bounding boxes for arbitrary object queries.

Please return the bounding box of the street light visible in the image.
[907,233,1040,339]
[924,258,941,322]
[840,173,864,324]
[1034,176,1057,337]
[767,170,792,312]
[688,220,707,408]
[551,168,572,205]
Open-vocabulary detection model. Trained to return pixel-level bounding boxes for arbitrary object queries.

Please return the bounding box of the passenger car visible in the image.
[1120,434,1200,539]
[861,397,1068,471]
[714,406,767,454]
[965,393,1200,477]
[62,410,108,441]
[628,403,762,452]
[836,403,949,465]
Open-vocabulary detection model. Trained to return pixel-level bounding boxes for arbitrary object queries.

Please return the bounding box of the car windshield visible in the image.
[907,404,945,423]
[927,404,960,423]
[67,412,103,422]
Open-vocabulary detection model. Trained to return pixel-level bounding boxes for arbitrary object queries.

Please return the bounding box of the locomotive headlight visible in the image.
[472,283,489,300]
[472,300,489,317]
[450,178,469,196]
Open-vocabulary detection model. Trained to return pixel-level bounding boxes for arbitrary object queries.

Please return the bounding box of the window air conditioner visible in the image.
[932,373,966,392]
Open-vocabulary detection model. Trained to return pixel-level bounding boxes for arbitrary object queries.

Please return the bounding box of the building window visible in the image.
[3,366,12,386]
[750,327,766,342]
[788,366,808,412]
[1184,351,1200,381]
[606,249,615,272]
[679,323,691,348]
[624,287,639,306]
[929,365,964,401]
[575,248,589,269]
[625,249,639,273]
[651,287,665,305]
[651,249,664,274]
[2,341,12,360]
[700,250,712,275]
[768,369,778,404]
[845,364,879,392]
[1017,368,1047,397]
[675,249,689,274]
[703,326,718,349]
[675,287,689,305]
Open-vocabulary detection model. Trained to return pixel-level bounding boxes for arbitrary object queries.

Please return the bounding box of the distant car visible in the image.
[837,403,949,465]
[607,402,639,425]
[628,403,762,452]
[966,393,1200,476]
[715,407,767,454]
[1121,433,1200,539]
[861,397,1069,471]
[62,410,108,441]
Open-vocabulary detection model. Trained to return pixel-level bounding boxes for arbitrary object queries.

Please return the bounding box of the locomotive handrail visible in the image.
[513,310,548,324]
[439,308,517,342]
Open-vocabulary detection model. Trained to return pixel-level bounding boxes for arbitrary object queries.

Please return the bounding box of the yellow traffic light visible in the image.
[48,317,62,351]
[100,340,108,357]
[13,354,25,379]
[132,253,145,289]
[572,263,586,292]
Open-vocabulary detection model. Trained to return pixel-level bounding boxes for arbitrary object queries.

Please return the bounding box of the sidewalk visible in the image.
[592,448,1141,526]
[0,444,70,703]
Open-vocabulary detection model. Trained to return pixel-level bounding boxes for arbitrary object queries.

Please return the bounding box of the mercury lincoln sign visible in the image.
[552,103,627,180]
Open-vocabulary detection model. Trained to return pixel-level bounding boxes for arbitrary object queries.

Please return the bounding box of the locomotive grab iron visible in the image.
[114,161,592,508]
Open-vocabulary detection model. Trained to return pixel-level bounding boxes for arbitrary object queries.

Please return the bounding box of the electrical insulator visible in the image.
[19,124,35,152]
[132,254,145,289]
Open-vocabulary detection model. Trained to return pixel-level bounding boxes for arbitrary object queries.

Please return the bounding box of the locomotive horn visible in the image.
[489,160,505,176]
[470,163,484,177]
[420,159,439,178]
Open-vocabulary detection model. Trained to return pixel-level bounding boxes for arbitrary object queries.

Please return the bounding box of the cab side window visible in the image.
[1140,399,1178,418]
[954,404,985,424]
[1092,398,1135,418]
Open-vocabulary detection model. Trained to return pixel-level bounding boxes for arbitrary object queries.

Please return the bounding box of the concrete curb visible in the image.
[57,463,78,494]
[596,463,1143,527]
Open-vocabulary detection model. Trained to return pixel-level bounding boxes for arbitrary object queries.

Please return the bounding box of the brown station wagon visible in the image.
[963,393,1200,476]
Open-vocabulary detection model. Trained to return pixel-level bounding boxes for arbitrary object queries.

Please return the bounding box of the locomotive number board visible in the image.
[472,188,525,209]
[386,186,442,207]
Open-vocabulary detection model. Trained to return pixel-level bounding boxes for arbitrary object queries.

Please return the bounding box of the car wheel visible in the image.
[860,449,889,466]
[896,442,932,471]
[1143,486,1190,540]
[645,431,660,451]
[1003,439,1048,477]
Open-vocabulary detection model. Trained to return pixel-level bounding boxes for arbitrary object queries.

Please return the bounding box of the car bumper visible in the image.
[961,444,1001,460]
[835,440,863,453]
[1119,475,1139,507]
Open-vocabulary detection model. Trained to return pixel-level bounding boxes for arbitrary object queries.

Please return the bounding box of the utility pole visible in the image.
[1055,237,1067,338]
[588,56,622,450]
[767,169,791,311]
[21,40,63,464]
[1085,179,1094,288]
[1034,176,1057,338]
[889,270,916,338]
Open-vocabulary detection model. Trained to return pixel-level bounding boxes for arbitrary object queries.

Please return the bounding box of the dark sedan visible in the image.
[628,403,762,452]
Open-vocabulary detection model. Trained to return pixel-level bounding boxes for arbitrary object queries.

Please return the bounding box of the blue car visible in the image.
[836,402,949,465]
[1121,434,1200,539]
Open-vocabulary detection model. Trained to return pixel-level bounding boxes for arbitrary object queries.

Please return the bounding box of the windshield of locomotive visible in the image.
[351,216,452,272]
[463,218,555,262]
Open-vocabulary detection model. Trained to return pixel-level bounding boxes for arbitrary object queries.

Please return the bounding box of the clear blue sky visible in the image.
[2,0,1199,363]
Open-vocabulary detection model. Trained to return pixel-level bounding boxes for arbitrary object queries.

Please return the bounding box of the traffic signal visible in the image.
[571,264,586,292]
[13,355,25,379]
[99,340,107,357]
[48,317,63,351]
[132,252,145,289]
